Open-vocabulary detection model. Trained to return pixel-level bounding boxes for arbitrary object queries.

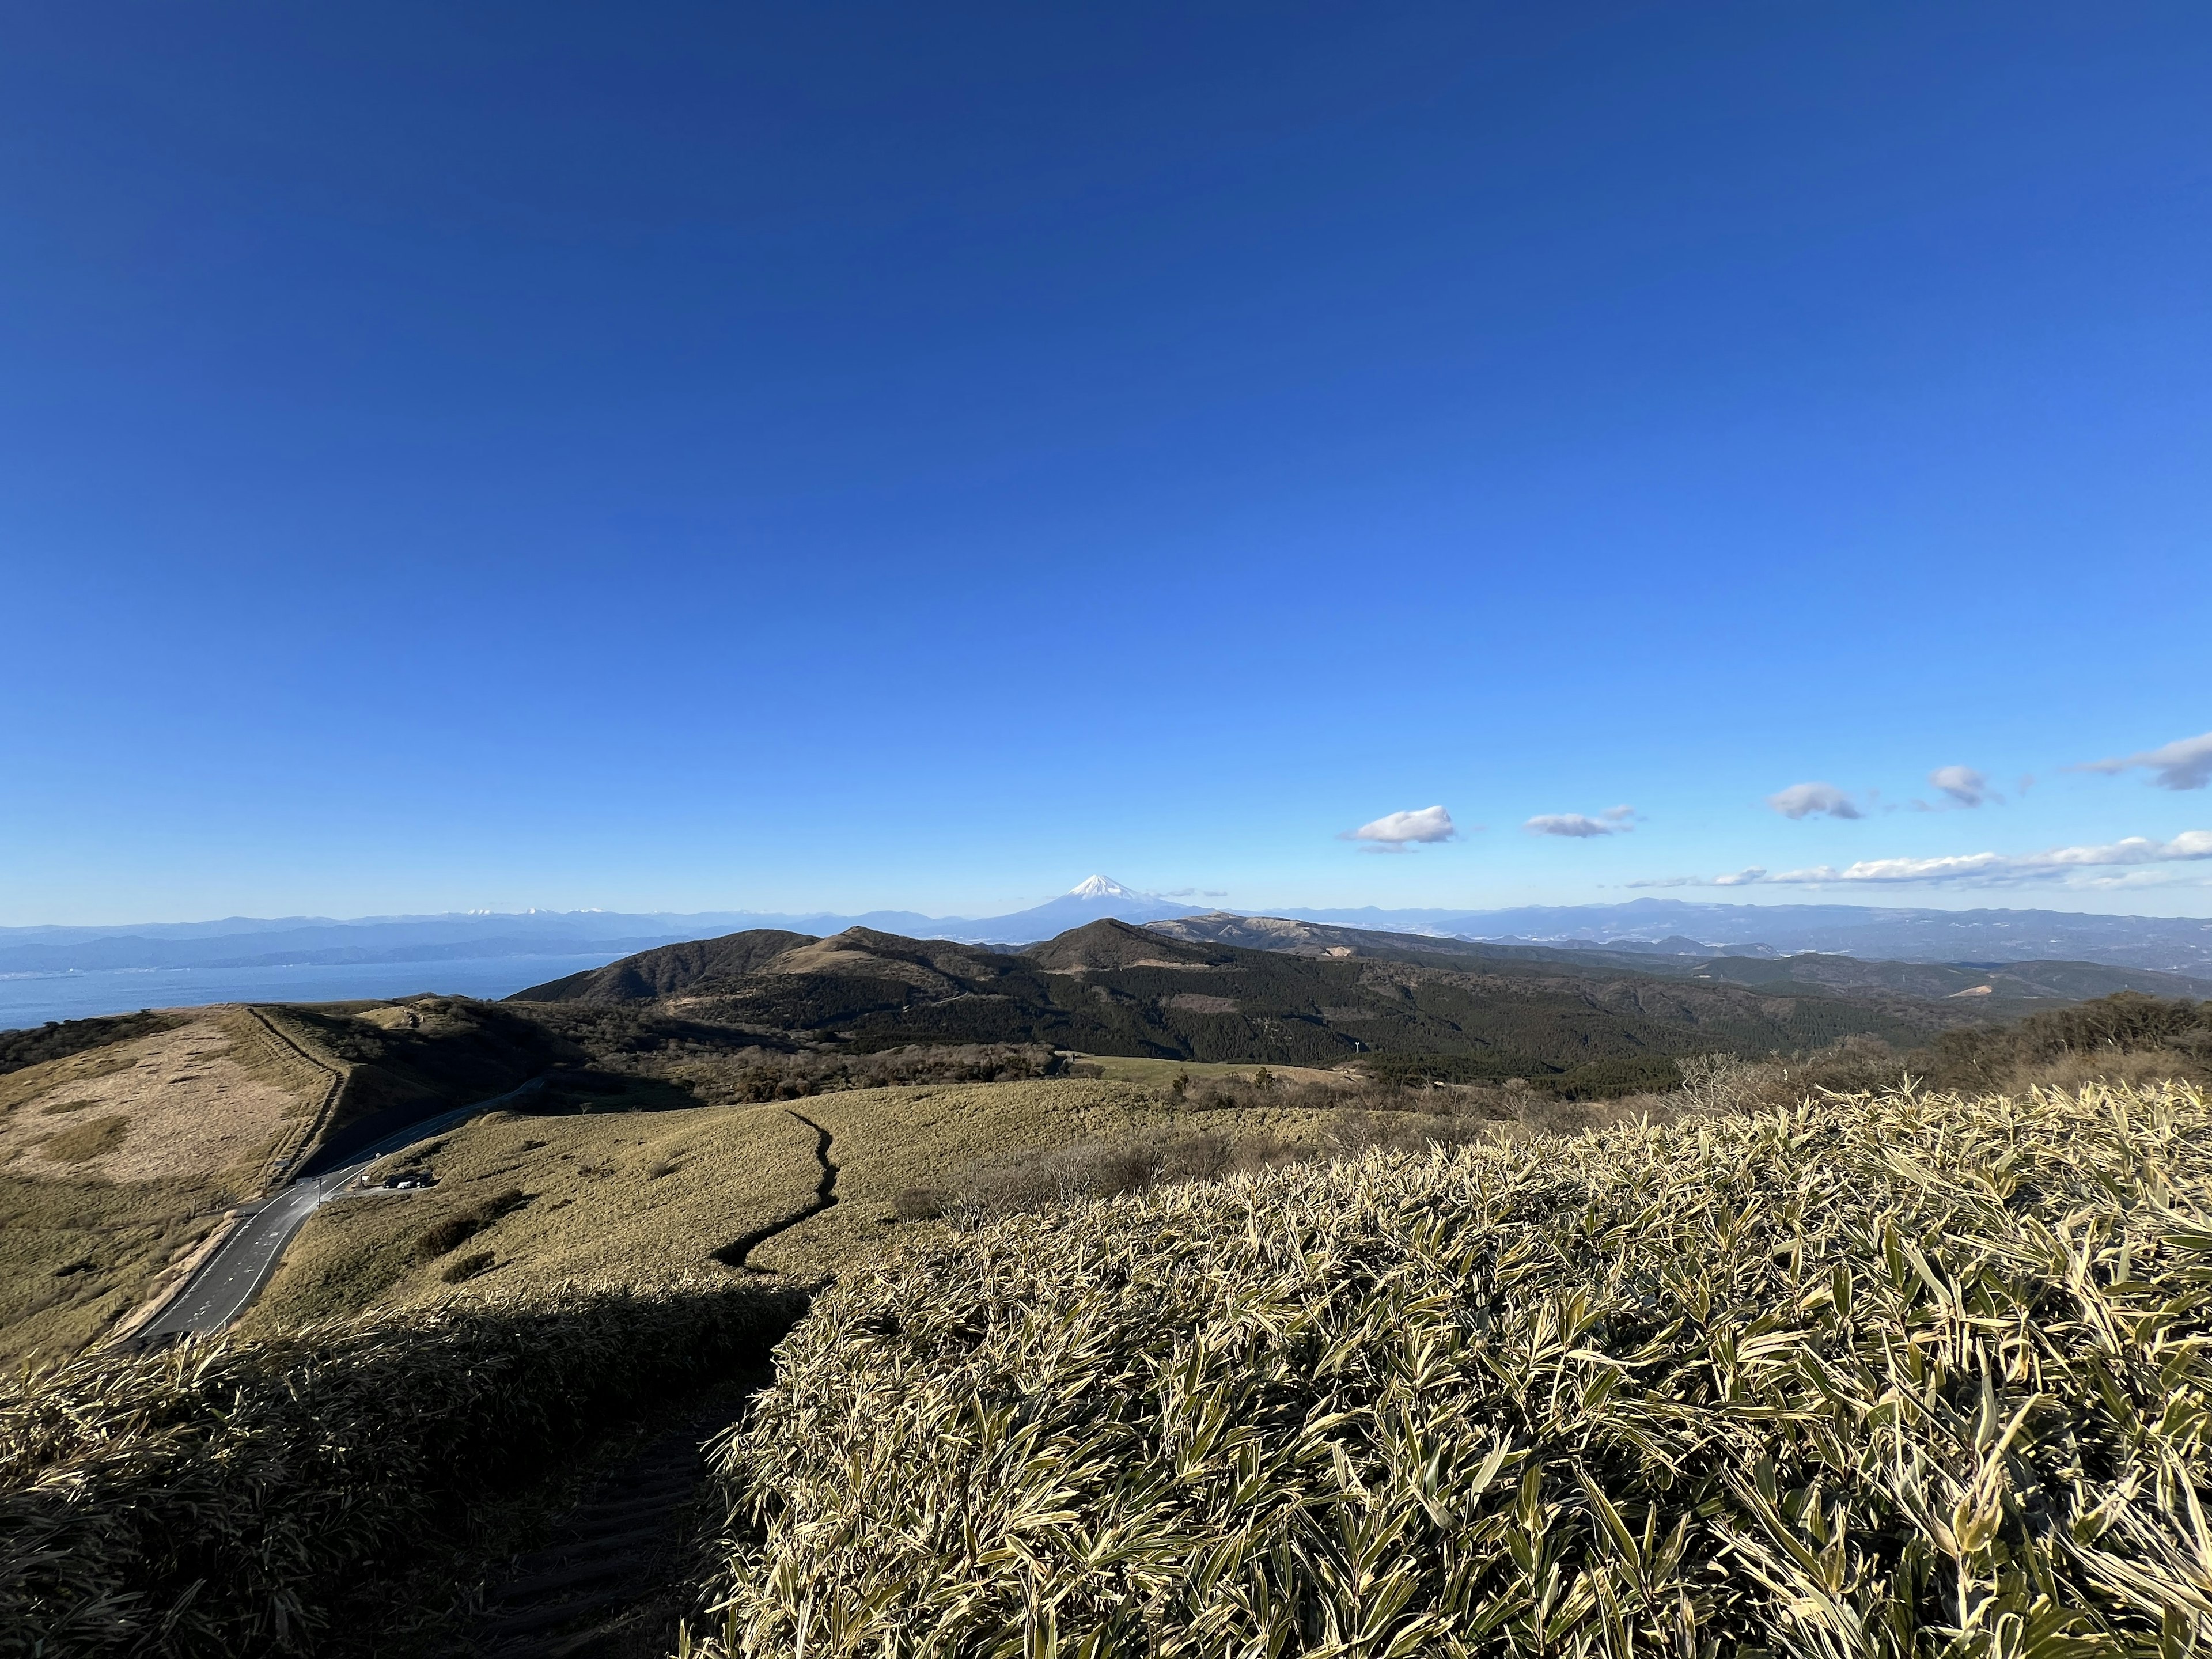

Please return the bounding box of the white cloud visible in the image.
[1526,806,1637,838]
[1927,765,1991,808]
[1340,805,1457,846]
[1768,830,2212,886]
[1767,782,1862,820]
[2077,730,2212,791]
[1624,867,1764,889]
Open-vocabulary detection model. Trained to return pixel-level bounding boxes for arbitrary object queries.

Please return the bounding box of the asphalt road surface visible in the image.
[135,1079,544,1343]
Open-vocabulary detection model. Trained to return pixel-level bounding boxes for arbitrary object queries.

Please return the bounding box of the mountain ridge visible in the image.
[502,917,2045,1097]
[10,890,2212,975]
[1146,913,2212,1003]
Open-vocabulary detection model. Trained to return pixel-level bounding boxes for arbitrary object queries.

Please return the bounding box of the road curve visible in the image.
[134,1078,546,1344]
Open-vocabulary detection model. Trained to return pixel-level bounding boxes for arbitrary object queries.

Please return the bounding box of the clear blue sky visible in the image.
[5,2,2209,925]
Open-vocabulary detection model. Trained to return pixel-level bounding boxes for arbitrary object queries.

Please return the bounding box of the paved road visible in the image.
[135,1080,544,1343]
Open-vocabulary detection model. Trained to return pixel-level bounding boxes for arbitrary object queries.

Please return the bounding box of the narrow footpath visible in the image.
[711,1110,839,1272]
[473,1114,840,1653]
[468,1381,767,1658]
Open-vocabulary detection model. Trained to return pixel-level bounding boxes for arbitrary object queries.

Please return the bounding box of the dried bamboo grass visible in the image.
[697,1082,2212,1657]
[1,1278,804,1657]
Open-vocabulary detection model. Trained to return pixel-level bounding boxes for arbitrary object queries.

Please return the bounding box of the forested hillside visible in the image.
[510,919,1964,1096]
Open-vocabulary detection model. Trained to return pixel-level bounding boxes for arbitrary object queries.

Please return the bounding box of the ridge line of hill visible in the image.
[498,915,2190,1097]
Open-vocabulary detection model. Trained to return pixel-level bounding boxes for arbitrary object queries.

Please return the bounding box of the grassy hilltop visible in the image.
[3,927,2206,1366]
[512,917,1978,1097]
[4,932,2210,1656]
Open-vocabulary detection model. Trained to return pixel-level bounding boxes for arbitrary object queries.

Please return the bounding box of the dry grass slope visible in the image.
[0,1280,804,1658]
[244,1078,1399,1325]
[240,1101,827,1328]
[0,1010,324,1363]
[694,1081,2212,1658]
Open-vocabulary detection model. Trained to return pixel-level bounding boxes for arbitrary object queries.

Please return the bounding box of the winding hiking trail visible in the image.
[474,1117,843,1654]
[711,1110,839,1273]
[471,1386,762,1659]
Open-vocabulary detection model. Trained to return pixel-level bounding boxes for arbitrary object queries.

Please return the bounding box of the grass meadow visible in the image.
[0,1008,326,1363]
[245,1078,1397,1323]
[7,990,2211,1657]
[692,1081,2212,1658]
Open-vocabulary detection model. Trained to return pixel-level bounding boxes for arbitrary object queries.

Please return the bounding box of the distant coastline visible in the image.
[0,953,628,1029]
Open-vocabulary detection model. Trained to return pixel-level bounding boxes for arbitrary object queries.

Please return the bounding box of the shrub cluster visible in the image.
[1916,991,2212,1092]
[896,1103,1504,1221]
[0,1012,181,1078]
[0,1280,805,1658]
[1361,1048,1685,1098]
[697,1082,2212,1657]
[1657,998,2212,1119]
[1164,1064,1696,1138]
[636,1041,1069,1105]
[412,1183,529,1259]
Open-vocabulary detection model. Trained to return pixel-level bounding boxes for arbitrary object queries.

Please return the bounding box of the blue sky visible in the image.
[3,2,2209,926]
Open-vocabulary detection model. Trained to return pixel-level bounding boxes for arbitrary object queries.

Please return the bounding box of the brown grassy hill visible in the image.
[512,929,816,1002]
[1025,921,1232,972]
[748,927,1017,989]
[241,1075,1381,1330]
[507,918,1955,1095]
[0,999,587,1362]
[0,1009,325,1361]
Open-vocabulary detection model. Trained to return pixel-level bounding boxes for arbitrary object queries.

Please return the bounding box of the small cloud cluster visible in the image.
[1767,782,1861,820]
[1920,770,2008,814]
[1766,830,2212,887]
[1161,888,1229,899]
[1525,805,1637,839]
[2077,729,2212,792]
[1340,805,1459,854]
[1621,732,2210,895]
[1624,867,1764,890]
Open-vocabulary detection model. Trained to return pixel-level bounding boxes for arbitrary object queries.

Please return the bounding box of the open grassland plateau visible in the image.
[0,993,604,1363]
[8,983,2201,1363]
[695,1082,2212,1659]
[0,1007,329,1363]
[0,1279,804,1659]
[242,1079,1391,1325]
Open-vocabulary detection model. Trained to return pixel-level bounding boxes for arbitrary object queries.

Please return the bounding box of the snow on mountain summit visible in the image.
[1067,876,1139,899]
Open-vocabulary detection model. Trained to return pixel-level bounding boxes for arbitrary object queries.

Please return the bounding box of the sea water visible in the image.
[0,953,627,1030]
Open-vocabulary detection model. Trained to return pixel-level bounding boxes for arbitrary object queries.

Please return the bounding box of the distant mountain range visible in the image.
[1145,914,2212,1007]
[7,883,2212,976]
[1387,898,2212,974]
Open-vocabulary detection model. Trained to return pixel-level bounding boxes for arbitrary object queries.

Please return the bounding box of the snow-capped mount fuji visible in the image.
[957,876,1211,941]
[1066,876,1140,901]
